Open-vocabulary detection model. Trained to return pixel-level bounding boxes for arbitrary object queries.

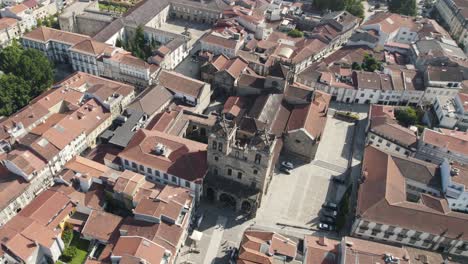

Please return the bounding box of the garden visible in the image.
[57,229,90,264]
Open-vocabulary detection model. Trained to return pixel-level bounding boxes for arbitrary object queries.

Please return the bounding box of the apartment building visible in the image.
[200,30,245,58]
[435,0,468,48]
[416,128,468,165]
[367,105,418,156]
[422,66,464,104]
[0,17,19,48]
[22,27,158,87]
[118,129,207,200]
[0,4,36,32]
[353,146,468,257]
[432,93,468,130]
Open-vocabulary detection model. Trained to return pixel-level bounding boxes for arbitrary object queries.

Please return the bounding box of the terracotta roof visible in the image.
[211,54,230,70]
[305,235,339,264]
[128,85,172,116]
[222,96,247,117]
[18,189,72,227]
[342,236,410,264]
[368,105,418,148]
[0,18,17,30]
[112,236,169,264]
[70,39,113,56]
[363,12,419,34]
[358,146,468,240]
[223,57,248,78]
[134,198,183,223]
[8,4,28,14]
[238,229,298,264]
[65,156,112,179]
[287,91,331,139]
[0,215,58,262]
[22,0,38,8]
[119,217,184,255]
[6,148,47,175]
[422,128,468,156]
[119,129,207,182]
[113,170,146,197]
[201,32,239,49]
[159,70,206,98]
[82,210,122,242]
[23,26,89,45]
[0,166,30,211]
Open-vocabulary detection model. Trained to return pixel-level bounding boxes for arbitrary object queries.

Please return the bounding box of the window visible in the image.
[185,181,190,188]
[155,171,160,176]
[147,168,152,174]
[212,141,217,150]
[124,160,129,166]
[255,154,261,164]
[253,170,258,175]
[164,173,168,180]
[218,142,223,151]
[214,156,219,161]
[237,172,242,179]
[295,139,301,143]
[396,147,401,152]
[386,142,391,147]
[378,138,383,143]
[172,176,177,183]
[227,168,232,176]
[235,151,239,158]
[139,165,144,171]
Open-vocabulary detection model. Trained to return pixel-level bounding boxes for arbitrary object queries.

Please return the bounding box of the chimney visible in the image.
[318,236,328,246]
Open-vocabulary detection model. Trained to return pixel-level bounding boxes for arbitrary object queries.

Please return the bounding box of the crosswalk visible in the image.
[312,160,348,174]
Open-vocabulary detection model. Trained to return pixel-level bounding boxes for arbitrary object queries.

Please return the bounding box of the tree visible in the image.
[288,29,304,38]
[395,107,418,126]
[0,41,23,73]
[361,53,382,72]
[313,0,364,18]
[16,49,54,96]
[0,74,31,116]
[0,44,54,116]
[345,0,365,19]
[352,61,362,70]
[389,0,417,16]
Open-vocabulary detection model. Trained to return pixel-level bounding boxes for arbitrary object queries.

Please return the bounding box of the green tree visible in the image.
[361,53,382,72]
[0,41,23,73]
[16,49,54,96]
[345,0,365,19]
[395,107,418,126]
[0,74,31,116]
[287,29,304,38]
[389,0,417,16]
[352,61,362,70]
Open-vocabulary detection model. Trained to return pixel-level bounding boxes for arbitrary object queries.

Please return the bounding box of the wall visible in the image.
[284,129,317,161]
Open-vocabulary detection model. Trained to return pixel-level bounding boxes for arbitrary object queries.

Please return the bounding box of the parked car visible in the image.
[331,176,345,184]
[322,209,338,218]
[322,202,338,210]
[281,161,293,170]
[320,216,335,224]
[279,166,291,174]
[318,222,335,231]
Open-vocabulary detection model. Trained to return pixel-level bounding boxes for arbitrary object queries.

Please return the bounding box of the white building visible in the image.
[0,4,36,32]
[440,159,468,213]
[0,17,19,48]
[416,128,468,165]
[422,66,464,105]
[353,146,468,257]
[433,93,468,130]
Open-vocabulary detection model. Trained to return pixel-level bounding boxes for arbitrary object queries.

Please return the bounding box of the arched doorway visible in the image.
[206,187,215,202]
[219,193,236,208]
[241,201,252,213]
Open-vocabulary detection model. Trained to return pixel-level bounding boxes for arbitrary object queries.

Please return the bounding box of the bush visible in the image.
[61,229,73,246]
[395,107,418,127]
[287,29,304,38]
[60,246,78,262]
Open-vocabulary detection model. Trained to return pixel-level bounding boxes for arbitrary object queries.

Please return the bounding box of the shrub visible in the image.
[61,229,73,246]
[287,29,304,38]
[60,246,77,262]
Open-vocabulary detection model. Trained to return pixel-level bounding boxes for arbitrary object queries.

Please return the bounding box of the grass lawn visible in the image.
[59,232,89,264]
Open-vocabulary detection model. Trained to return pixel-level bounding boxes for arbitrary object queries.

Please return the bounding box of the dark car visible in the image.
[318,222,335,231]
[322,209,338,218]
[281,161,294,170]
[320,216,335,224]
[331,176,345,184]
[322,202,338,210]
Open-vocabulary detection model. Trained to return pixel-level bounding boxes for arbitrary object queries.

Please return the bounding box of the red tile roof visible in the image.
[112,236,169,264]
[422,128,468,156]
[82,210,122,242]
[119,129,207,183]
